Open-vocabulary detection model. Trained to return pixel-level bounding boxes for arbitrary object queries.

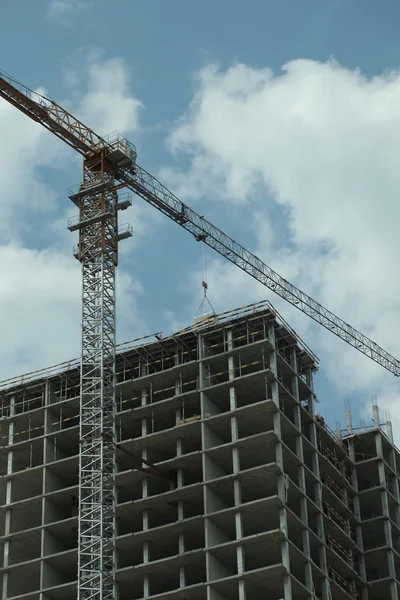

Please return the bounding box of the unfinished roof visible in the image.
[0,299,318,399]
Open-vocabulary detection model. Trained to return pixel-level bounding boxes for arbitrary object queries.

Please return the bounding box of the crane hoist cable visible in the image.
[196,242,215,316]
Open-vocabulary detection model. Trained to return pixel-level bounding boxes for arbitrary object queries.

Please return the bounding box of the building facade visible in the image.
[0,300,399,600]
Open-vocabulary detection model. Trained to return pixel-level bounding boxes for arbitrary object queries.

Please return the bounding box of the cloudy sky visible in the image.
[1,0,400,435]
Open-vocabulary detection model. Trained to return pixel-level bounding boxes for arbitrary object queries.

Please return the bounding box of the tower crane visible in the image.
[0,68,399,600]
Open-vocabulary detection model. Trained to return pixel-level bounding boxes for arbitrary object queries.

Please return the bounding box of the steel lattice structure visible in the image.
[69,153,120,600]
[1,66,400,600]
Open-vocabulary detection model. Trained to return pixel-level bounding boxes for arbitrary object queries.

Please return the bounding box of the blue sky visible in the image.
[1,0,400,435]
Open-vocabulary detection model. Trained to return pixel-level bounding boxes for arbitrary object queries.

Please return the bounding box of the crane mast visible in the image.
[70,156,118,600]
[1,67,400,600]
[0,69,135,600]
[68,141,136,600]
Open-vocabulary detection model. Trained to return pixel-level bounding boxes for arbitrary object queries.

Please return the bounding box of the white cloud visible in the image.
[0,244,80,379]
[0,54,145,381]
[61,49,142,138]
[77,57,143,136]
[47,0,94,20]
[164,59,400,432]
[0,101,61,242]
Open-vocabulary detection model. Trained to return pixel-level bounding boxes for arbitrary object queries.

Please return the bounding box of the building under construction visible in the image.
[0,300,399,600]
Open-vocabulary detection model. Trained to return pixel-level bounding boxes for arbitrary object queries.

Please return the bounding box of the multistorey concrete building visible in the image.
[0,300,399,600]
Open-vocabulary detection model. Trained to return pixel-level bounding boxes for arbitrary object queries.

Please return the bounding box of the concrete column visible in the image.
[178,508,186,588]
[375,430,384,459]
[40,382,51,593]
[390,581,399,600]
[175,400,184,483]
[227,329,247,600]
[234,475,246,599]
[349,438,368,600]
[268,323,280,410]
[316,514,330,600]
[143,574,150,598]
[273,378,293,600]
[143,540,150,563]
[375,432,398,598]
[238,579,247,600]
[372,404,380,429]
[387,419,394,443]
[141,386,150,584]
[387,446,400,528]
[201,330,233,600]
[141,387,147,411]
[291,349,314,596]
[175,426,185,589]
[2,395,15,600]
[201,344,217,598]
[304,372,330,600]
[304,367,315,417]
[279,507,292,600]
